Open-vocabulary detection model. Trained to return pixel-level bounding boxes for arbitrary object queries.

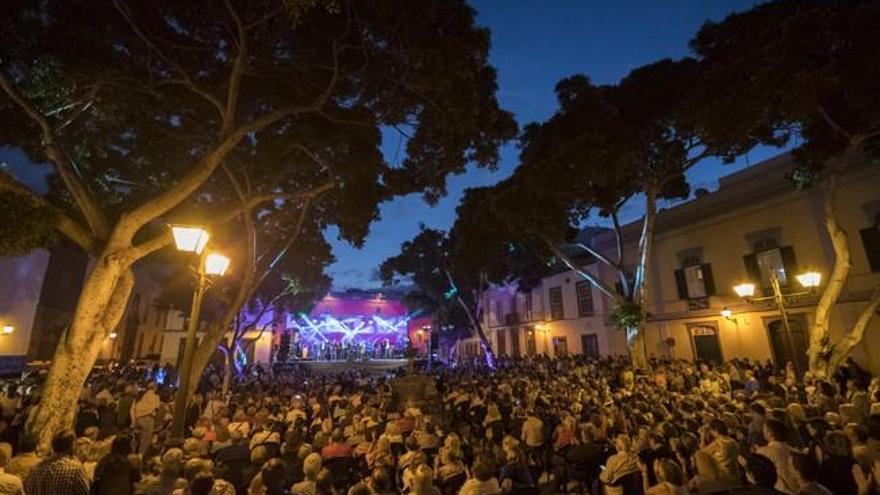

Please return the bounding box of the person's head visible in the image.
[708,418,728,437]
[763,418,788,443]
[790,452,818,484]
[51,430,76,456]
[823,430,853,458]
[472,455,496,482]
[844,423,868,445]
[303,452,322,481]
[250,445,269,465]
[0,443,12,468]
[370,467,392,492]
[161,448,185,476]
[183,458,213,483]
[183,437,202,459]
[654,458,684,486]
[745,453,777,488]
[111,434,132,457]
[411,464,434,493]
[260,458,287,492]
[190,470,215,495]
[331,428,345,444]
[18,433,37,454]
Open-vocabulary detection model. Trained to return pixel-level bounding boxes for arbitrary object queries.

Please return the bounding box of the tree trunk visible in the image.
[822,285,880,376]
[629,188,657,371]
[454,295,496,368]
[807,173,852,377]
[26,258,132,452]
[220,345,233,396]
[627,325,649,370]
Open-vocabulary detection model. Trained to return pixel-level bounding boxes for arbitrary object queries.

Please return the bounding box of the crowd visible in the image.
[0,354,877,495]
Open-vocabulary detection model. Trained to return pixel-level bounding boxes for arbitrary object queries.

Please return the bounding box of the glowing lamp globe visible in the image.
[796,271,821,289]
[204,253,230,276]
[1,325,13,335]
[109,332,118,339]
[720,308,732,319]
[172,226,210,254]
[733,283,756,298]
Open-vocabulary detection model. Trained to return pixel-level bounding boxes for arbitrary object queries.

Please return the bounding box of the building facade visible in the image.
[466,153,880,373]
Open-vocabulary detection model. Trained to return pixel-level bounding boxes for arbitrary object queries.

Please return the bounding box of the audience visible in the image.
[0,354,874,495]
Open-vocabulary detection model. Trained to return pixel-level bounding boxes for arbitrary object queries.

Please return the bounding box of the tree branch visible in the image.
[113,0,225,121]
[0,71,110,239]
[547,241,620,302]
[221,0,248,137]
[828,284,880,373]
[0,170,101,255]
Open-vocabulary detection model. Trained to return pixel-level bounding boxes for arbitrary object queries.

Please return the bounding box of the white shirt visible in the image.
[757,441,798,494]
[132,390,160,419]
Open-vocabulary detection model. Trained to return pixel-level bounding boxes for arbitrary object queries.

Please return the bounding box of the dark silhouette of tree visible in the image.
[692,0,880,377]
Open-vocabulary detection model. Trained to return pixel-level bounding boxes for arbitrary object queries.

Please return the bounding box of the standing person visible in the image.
[0,442,24,495]
[116,385,136,431]
[757,419,799,494]
[131,383,160,455]
[24,430,89,495]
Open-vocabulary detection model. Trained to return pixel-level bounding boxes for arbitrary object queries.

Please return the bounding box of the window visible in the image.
[674,264,716,304]
[684,265,707,298]
[549,287,564,320]
[496,330,506,356]
[756,248,787,286]
[495,300,504,325]
[861,225,880,272]
[743,246,797,292]
[576,281,594,317]
[581,334,599,358]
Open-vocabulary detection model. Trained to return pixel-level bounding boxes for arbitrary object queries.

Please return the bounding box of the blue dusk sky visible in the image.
[326,0,785,289]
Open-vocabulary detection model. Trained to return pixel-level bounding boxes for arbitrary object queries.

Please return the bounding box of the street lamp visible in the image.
[732,268,821,374]
[732,283,756,298]
[1,325,13,335]
[171,226,210,254]
[169,224,229,439]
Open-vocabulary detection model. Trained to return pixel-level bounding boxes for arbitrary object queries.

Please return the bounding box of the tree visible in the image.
[380,228,498,366]
[488,60,755,368]
[692,0,880,377]
[0,0,515,448]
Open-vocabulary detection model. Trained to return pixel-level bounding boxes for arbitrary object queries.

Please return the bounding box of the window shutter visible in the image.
[860,227,880,272]
[780,245,798,285]
[701,263,716,296]
[674,269,688,300]
[743,254,762,286]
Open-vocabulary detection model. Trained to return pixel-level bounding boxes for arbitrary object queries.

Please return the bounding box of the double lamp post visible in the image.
[169,225,230,439]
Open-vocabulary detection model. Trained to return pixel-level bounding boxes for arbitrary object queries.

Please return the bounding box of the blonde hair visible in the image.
[303,452,322,480]
[411,464,434,494]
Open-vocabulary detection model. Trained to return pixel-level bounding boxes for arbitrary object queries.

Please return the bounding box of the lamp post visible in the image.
[733,268,821,374]
[169,225,230,439]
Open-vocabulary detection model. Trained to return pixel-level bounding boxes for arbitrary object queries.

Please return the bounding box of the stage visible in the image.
[275,358,414,375]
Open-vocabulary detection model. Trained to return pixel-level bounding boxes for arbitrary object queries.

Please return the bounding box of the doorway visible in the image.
[526,329,536,356]
[552,336,568,357]
[581,333,600,358]
[765,315,808,373]
[509,327,521,357]
[688,323,723,365]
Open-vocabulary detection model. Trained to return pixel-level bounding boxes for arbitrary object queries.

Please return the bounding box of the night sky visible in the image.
[327,0,784,289]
